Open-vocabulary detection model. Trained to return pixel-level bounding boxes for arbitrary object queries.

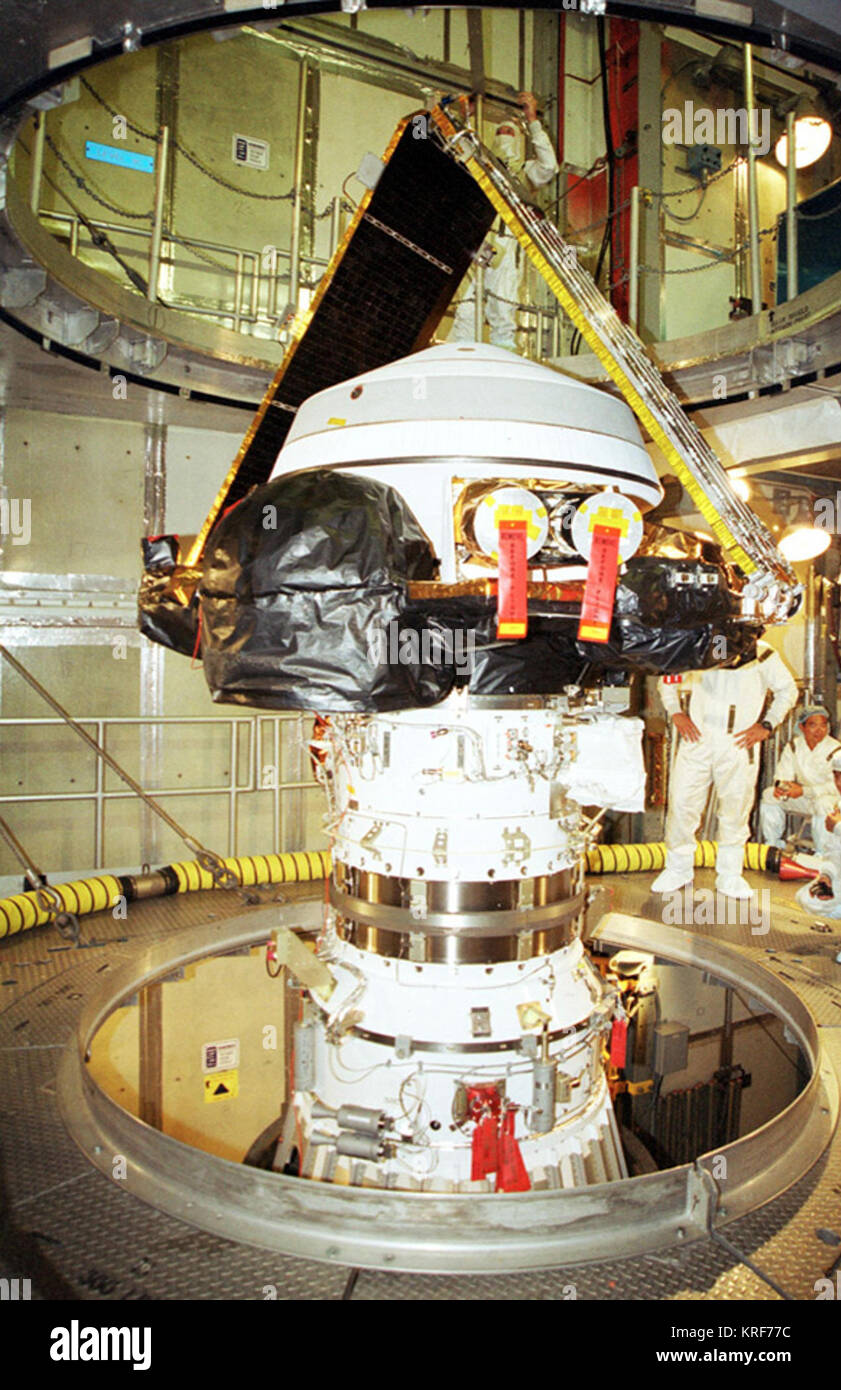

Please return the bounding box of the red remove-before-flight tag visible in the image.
[609,1018,628,1068]
[577,524,621,644]
[497,1109,531,1192]
[497,519,528,640]
[471,1115,500,1181]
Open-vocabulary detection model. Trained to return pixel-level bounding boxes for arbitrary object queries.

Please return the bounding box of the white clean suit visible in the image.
[797,792,841,918]
[451,121,559,350]
[658,643,798,891]
[759,729,841,848]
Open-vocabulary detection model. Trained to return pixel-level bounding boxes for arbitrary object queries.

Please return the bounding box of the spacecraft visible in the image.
[192,342,780,1191]
[136,107,801,1195]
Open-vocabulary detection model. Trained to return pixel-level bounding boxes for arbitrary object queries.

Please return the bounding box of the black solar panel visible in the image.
[189,116,495,561]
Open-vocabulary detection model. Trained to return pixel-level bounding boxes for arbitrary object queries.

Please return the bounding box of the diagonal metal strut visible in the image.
[428,105,799,627]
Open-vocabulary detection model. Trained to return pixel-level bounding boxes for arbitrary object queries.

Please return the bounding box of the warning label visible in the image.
[577,524,621,644]
[204,1069,239,1103]
[202,1038,239,1074]
[232,134,269,170]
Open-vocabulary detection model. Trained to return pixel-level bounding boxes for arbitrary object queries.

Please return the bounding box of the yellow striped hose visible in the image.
[585,841,774,874]
[0,841,782,940]
[0,850,332,940]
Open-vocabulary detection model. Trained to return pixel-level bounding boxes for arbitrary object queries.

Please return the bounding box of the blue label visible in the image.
[84,141,155,174]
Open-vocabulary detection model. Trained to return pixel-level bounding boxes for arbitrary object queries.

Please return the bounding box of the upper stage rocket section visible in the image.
[143,101,798,661]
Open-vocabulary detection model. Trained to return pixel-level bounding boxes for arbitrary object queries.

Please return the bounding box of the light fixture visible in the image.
[778,523,831,562]
[775,115,832,169]
[731,475,751,501]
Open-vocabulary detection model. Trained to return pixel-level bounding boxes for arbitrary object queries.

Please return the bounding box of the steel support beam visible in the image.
[785,109,799,302]
[140,422,166,867]
[139,982,164,1131]
[636,23,663,343]
[744,43,763,316]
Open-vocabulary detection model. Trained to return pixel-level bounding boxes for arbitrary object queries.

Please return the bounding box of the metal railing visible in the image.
[22,92,566,357]
[36,202,566,355]
[0,713,320,871]
[37,207,339,336]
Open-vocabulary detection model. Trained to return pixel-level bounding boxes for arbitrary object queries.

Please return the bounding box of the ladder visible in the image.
[428,105,799,627]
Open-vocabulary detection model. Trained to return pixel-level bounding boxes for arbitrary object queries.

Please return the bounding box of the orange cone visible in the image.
[778,854,819,882]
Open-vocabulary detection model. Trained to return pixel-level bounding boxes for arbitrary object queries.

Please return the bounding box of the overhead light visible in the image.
[775,116,832,169]
[778,524,831,562]
[731,475,751,501]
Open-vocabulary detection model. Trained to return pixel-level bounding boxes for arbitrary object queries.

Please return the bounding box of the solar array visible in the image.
[184,115,495,566]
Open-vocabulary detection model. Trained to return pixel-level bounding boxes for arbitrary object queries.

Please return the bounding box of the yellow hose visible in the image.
[0,850,332,940]
[168,850,331,893]
[0,873,124,939]
[0,840,781,939]
[585,841,773,874]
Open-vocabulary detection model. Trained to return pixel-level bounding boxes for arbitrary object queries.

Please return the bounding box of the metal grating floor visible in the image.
[1,870,840,1301]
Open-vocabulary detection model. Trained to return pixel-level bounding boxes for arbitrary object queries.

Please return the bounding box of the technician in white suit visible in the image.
[758,705,840,849]
[451,91,559,350]
[653,642,798,899]
[797,748,841,917]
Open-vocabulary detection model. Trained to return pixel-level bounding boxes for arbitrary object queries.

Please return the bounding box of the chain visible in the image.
[44,134,154,221]
[166,229,232,273]
[0,647,262,910]
[20,135,151,294]
[34,883,81,942]
[489,288,558,311]
[562,196,633,239]
[0,814,80,943]
[457,288,539,312]
[174,140,295,201]
[80,77,295,203]
[638,258,731,276]
[80,77,157,141]
[33,137,299,302]
[544,166,740,245]
[38,85,352,287]
[639,221,778,275]
[651,157,742,201]
[195,849,242,893]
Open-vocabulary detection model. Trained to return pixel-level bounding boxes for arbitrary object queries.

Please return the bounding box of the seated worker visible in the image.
[758,705,841,849]
[797,749,841,918]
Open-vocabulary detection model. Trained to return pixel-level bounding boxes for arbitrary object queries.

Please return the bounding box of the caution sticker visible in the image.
[204,1069,239,1103]
[202,1038,240,1073]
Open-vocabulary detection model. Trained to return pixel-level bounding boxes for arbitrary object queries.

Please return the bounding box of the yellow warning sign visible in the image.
[204,1069,239,1103]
